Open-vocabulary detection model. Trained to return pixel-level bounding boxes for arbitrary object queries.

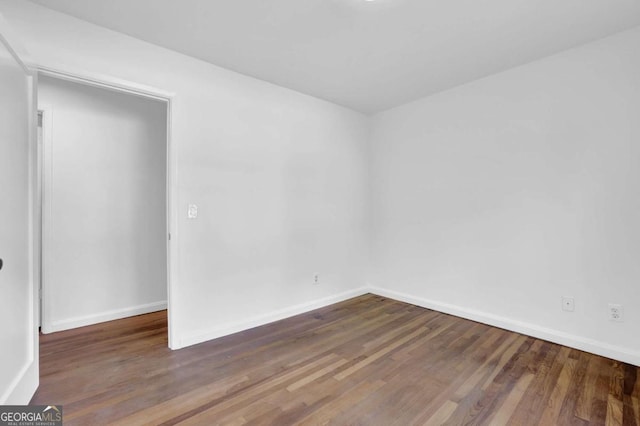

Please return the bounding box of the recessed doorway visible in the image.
[36,72,171,345]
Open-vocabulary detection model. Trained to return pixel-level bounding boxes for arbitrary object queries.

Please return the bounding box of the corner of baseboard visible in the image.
[45,301,167,333]
[177,286,370,349]
[0,358,38,405]
[368,285,640,367]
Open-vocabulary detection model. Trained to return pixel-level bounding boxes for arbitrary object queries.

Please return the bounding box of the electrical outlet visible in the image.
[561,297,575,312]
[608,303,624,322]
[313,273,320,285]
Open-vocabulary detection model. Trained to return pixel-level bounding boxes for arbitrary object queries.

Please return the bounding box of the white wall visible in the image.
[370,27,640,365]
[38,75,167,332]
[0,0,369,348]
[4,0,636,366]
[0,24,38,403]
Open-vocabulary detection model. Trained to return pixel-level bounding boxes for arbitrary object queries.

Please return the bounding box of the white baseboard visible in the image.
[177,287,370,349]
[44,301,167,333]
[369,286,640,367]
[0,359,38,405]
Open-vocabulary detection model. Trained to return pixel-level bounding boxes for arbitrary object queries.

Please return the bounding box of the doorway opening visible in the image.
[35,71,173,347]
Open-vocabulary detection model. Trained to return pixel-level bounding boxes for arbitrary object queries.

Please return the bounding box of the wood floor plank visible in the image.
[592,357,615,425]
[605,361,625,426]
[444,337,538,425]
[31,294,640,425]
[607,393,624,426]
[169,354,340,425]
[453,333,522,400]
[538,356,578,425]
[423,400,458,426]
[489,372,535,425]
[556,351,590,425]
[333,325,427,381]
[286,358,348,392]
[110,374,250,425]
[576,354,601,422]
[296,379,386,426]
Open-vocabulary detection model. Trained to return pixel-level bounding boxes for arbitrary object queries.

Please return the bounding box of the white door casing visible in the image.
[0,12,39,404]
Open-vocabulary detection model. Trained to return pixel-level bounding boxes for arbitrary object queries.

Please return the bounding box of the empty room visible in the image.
[0,0,638,425]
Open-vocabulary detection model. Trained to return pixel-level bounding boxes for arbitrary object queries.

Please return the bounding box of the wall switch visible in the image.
[608,303,624,322]
[561,297,575,312]
[188,204,198,219]
[313,273,320,285]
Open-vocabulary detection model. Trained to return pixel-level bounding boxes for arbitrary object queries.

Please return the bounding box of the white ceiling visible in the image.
[28,0,640,114]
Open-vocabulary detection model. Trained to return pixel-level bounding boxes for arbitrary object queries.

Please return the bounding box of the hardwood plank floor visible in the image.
[31,294,640,425]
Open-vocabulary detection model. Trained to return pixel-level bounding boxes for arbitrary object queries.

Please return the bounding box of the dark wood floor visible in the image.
[32,294,639,425]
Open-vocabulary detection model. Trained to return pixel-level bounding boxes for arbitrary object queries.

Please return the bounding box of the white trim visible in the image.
[0,359,37,405]
[37,64,174,101]
[39,105,53,333]
[165,97,178,350]
[26,74,39,402]
[44,301,168,334]
[0,60,40,405]
[2,74,38,405]
[368,286,640,367]
[0,30,38,402]
[177,287,370,349]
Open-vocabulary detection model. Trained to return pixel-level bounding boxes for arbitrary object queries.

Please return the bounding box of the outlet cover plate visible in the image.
[608,303,624,322]
[562,297,575,312]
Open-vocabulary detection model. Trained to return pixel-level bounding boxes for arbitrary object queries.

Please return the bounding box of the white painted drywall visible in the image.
[0,25,37,402]
[0,1,369,347]
[370,27,640,364]
[38,75,167,332]
[24,0,640,113]
[6,0,637,365]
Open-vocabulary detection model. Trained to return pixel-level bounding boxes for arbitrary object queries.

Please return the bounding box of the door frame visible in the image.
[0,12,39,404]
[35,65,178,349]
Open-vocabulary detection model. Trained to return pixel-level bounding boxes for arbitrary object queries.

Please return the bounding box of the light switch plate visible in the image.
[188,204,198,219]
